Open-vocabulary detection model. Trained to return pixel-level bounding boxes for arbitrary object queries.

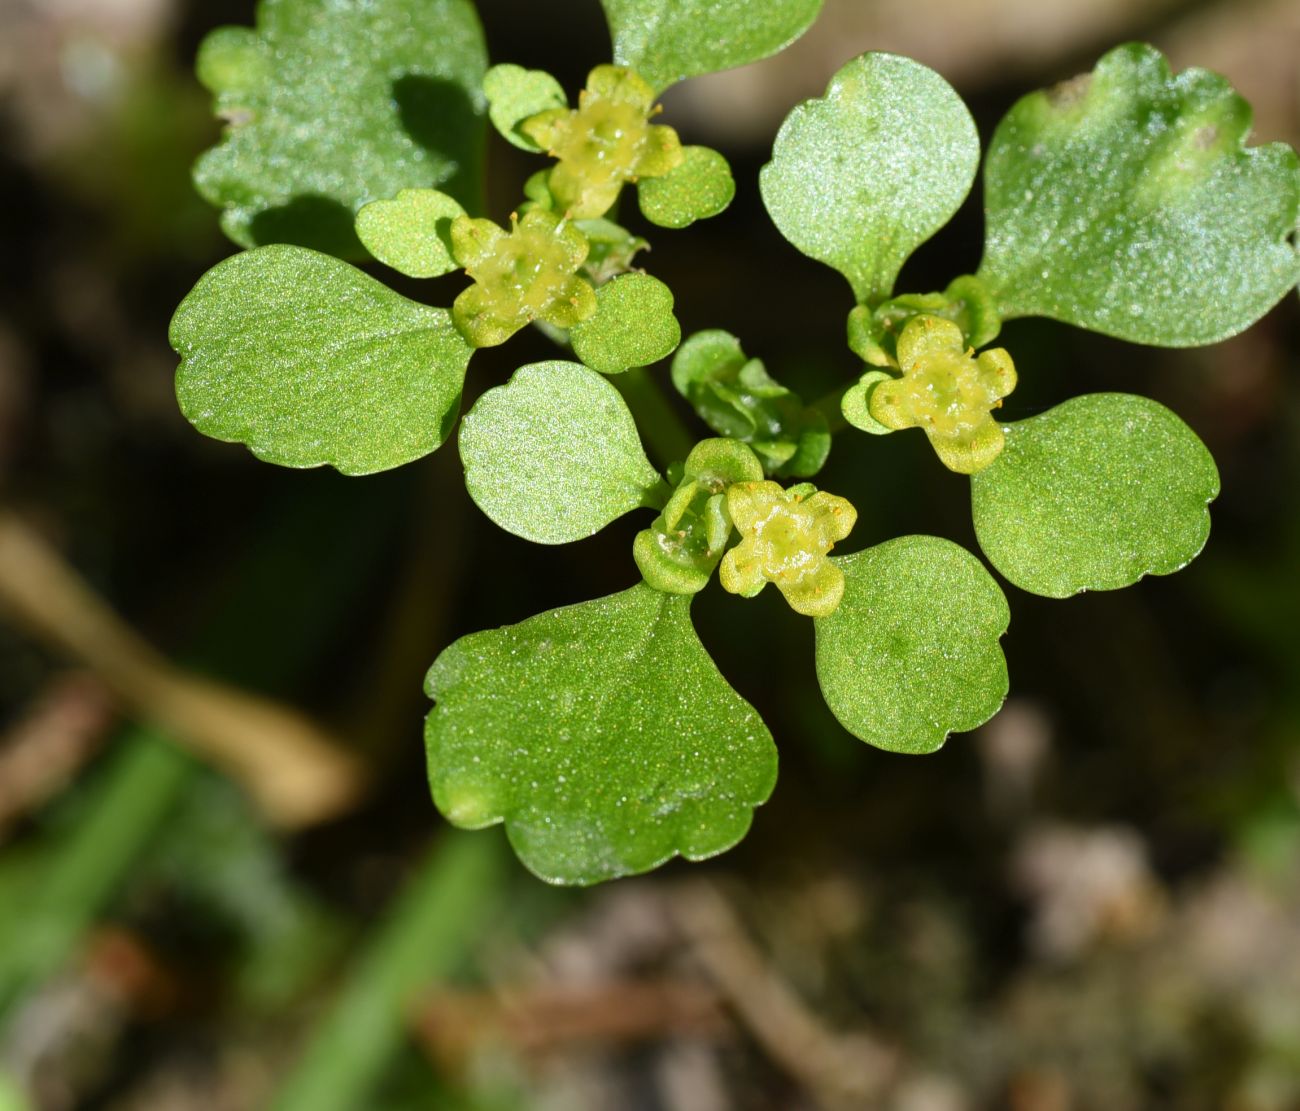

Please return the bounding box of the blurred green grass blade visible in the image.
[0,733,190,1014]
[0,1068,30,1111]
[0,475,411,1020]
[270,832,506,1111]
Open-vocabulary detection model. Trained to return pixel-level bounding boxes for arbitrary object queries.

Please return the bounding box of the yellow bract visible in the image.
[450,209,596,347]
[868,315,1017,474]
[719,481,857,618]
[521,65,683,219]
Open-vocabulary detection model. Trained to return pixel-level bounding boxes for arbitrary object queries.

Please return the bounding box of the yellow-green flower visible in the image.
[869,314,1017,474]
[521,65,683,219]
[719,481,857,618]
[450,209,596,347]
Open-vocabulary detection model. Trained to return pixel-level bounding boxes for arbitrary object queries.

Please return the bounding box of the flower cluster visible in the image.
[868,315,1017,474]
[450,210,595,347]
[521,65,684,219]
[719,481,857,617]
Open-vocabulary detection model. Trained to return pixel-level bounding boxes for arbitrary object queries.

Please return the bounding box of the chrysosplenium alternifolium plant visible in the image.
[171,0,1300,883]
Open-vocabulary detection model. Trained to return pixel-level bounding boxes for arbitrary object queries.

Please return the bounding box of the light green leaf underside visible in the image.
[194,0,487,257]
[978,42,1300,346]
[172,245,472,475]
[424,583,777,885]
[815,536,1009,754]
[971,393,1220,598]
[355,188,465,278]
[638,146,735,228]
[600,0,823,93]
[459,361,662,544]
[483,63,567,152]
[760,52,979,305]
[570,273,681,374]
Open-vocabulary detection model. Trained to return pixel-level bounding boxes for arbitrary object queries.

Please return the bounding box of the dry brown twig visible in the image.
[0,512,364,828]
[414,979,727,1066]
[0,671,115,839]
[671,879,899,1109]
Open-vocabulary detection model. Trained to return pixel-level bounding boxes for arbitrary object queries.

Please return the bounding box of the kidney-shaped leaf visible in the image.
[172,245,472,475]
[638,146,736,229]
[459,361,663,544]
[355,188,465,278]
[978,43,1300,346]
[425,584,778,885]
[570,274,681,374]
[599,0,823,93]
[815,536,1009,754]
[194,0,487,256]
[971,393,1220,597]
[760,53,979,305]
[483,63,568,152]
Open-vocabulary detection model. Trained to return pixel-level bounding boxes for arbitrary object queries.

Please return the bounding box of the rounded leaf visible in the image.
[194,0,487,256]
[638,146,735,229]
[425,584,778,885]
[574,217,650,282]
[355,188,465,278]
[683,438,765,487]
[671,329,746,396]
[459,361,662,544]
[172,245,473,475]
[483,63,568,152]
[599,0,823,93]
[196,27,269,97]
[971,393,1221,597]
[570,273,681,374]
[815,536,1010,754]
[841,369,895,435]
[760,53,979,304]
[978,43,1300,346]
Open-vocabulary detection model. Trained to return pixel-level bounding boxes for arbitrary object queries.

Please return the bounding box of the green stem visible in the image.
[613,366,696,469]
[269,832,506,1111]
[810,382,853,437]
[641,477,675,512]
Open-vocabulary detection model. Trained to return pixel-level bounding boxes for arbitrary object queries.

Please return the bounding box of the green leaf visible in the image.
[846,274,1001,367]
[194,0,487,256]
[634,439,764,594]
[671,330,830,477]
[172,245,472,475]
[575,218,649,283]
[599,0,823,93]
[521,168,557,213]
[638,146,735,229]
[354,188,465,278]
[978,43,1300,346]
[570,273,681,374]
[424,584,777,885]
[840,369,895,435]
[971,393,1220,598]
[483,63,567,152]
[459,361,662,544]
[760,53,979,304]
[815,536,1009,754]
